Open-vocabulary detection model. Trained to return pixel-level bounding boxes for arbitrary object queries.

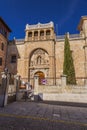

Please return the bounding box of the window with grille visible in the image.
[0,58,2,66]
[11,55,16,63]
[1,43,4,51]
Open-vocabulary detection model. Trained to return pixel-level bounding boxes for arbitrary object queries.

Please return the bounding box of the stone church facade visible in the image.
[7,16,87,86]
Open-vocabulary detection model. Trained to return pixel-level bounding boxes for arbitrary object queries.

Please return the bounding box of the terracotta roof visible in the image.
[0,17,12,32]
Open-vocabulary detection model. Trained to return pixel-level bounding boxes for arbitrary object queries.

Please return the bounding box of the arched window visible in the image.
[28,32,32,37]
[34,31,38,36]
[11,55,17,63]
[46,30,50,35]
[40,31,44,36]
[1,43,4,51]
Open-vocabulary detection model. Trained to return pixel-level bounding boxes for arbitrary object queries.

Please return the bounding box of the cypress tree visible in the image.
[63,34,76,85]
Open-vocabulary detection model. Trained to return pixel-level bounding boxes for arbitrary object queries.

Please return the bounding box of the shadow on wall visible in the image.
[6,39,20,75]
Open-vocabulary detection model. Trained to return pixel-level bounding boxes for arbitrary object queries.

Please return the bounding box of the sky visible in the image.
[1,0,87,40]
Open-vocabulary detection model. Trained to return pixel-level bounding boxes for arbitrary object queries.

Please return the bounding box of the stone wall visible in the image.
[37,85,87,103]
[38,85,87,93]
[56,38,85,85]
[42,93,87,103]
[0,34,8,83]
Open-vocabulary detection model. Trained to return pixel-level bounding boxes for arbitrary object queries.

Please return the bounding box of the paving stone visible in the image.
[0,101,87,130]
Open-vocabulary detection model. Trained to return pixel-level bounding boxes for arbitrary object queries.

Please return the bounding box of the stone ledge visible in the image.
[41,93,87,103]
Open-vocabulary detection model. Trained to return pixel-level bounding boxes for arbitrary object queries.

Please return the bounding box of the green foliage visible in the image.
[63,34,76,84]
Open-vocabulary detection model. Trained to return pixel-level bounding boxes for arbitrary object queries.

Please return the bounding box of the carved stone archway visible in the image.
[29,48,49,85]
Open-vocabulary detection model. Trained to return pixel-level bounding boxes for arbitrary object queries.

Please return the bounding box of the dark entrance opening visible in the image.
[35,71,45,85]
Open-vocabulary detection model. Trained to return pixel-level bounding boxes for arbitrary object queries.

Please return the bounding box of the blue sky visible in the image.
[1,0,87,39]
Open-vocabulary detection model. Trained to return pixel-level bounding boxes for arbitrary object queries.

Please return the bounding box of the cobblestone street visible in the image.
[0,101,87,130]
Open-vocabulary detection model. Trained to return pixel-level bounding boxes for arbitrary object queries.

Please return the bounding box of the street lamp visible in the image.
[1,68,9,107]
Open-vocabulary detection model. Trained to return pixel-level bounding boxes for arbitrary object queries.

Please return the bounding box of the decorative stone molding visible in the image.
[25,21,54,30]
[30,49,49,66]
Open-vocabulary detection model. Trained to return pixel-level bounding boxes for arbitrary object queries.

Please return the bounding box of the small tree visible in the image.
[63,34,76,84]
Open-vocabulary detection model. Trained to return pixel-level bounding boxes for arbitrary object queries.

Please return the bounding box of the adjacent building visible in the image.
[0,17,11,82]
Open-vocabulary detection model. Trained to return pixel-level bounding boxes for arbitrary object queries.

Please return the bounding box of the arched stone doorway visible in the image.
[35,71,45,85]
[29,48,49,86]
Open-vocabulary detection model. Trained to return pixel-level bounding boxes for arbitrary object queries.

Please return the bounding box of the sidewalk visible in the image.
[0,101,87,130]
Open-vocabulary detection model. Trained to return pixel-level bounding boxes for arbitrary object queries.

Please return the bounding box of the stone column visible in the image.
[34,75,39,101]
[49,41,56,85]
[44,29,46,40]
[32,31,34,41]
[14,75,21,101]
[4,73,9,106]
[38,30,40,40]
[61,75,67,87]
[25,31,28,41]
[0,72,9,107]
[49,55,55,85]
[50,29,53,39]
